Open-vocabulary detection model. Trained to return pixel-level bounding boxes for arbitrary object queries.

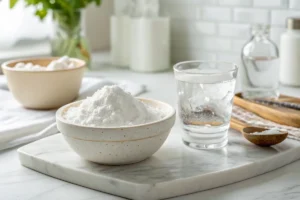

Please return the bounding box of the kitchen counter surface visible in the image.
[1,65,300,200]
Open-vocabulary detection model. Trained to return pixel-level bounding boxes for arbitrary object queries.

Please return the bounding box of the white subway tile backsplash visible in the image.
[217,53,240,63]
[218,23,250,38]
[160,0,184,5]
[253,0,288,8]
[172,36,231,51]
[234,8,270,24]
[171,20,193,36]
[202,7,231,21]
[231,39,247,52]
[160,4,199,19]
[202,37,231,51]
[290,0,300,9]
[161,0,218,5]
[172,49,216,63]
[195,22,217,35]
[116,0,300,63]
[219,0,252,6]
[171,38,194,49]
[271,10,300,25]
[192,0,218,5]
[171,20,216,36]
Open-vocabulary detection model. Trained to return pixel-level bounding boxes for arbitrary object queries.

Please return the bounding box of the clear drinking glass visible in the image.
[174,61,238,149]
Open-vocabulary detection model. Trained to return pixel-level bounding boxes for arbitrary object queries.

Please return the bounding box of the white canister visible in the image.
[130,17,170,72]
[280,18,300,86]
[110,16,131,67]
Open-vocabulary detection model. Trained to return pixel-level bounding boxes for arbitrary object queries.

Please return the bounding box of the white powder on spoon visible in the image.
[250,129,283,135]
[65,85,164,127]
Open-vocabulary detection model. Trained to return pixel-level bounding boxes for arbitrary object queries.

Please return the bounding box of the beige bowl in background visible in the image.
[1,57,85,110]
[56,98,176,165]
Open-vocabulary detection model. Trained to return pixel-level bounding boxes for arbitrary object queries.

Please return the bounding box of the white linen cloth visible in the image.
[0,76,146,150]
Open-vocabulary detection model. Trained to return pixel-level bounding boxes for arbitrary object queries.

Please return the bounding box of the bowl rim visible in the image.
[1,57,86,73]
[56,97,176,129]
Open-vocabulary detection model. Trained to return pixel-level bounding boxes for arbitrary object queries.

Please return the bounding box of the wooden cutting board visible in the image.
[234,93,300,128]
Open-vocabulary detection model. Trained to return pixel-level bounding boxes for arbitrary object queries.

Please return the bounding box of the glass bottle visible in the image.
[51,10,91,67]
[241,24,279,99]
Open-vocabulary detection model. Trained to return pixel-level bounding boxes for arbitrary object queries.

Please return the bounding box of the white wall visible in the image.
[159,0,300,64]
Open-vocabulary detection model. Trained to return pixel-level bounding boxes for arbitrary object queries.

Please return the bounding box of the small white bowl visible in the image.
[56,98,176,165]
[1,57,85,109]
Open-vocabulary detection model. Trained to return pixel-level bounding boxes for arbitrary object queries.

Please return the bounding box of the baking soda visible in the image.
[14,56,76,71]
[250,129,282,135]
[64,85,164,127]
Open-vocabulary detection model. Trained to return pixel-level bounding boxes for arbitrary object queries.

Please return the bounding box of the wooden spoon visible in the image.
[230,117,288,146]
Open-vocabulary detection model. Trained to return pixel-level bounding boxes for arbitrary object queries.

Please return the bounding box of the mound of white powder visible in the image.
[64,85,164,127]
[14,56,76,71]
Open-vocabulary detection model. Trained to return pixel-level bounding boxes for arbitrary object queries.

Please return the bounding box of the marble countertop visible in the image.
[1,65,300,200]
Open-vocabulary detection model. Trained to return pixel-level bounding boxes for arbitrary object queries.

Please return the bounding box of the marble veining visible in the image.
[18,130,300,200]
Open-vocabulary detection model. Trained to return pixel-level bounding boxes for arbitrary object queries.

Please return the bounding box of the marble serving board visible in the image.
[18,129,300,200]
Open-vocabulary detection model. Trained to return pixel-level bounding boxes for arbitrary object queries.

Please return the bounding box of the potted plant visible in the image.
[10,0,102,66]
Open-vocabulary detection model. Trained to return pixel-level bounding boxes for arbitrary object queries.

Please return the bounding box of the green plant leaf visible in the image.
[10,0,19,8]
[56,0,72,13]
[35,9,48,20]
[95,0,101,5]
[10,0,102,20]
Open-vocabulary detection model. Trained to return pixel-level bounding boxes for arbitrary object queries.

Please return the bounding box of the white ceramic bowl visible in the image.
[56,98,176,165]
[1,57,85,109]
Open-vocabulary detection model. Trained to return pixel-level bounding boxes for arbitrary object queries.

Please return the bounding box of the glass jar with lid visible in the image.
[241,24,279,99]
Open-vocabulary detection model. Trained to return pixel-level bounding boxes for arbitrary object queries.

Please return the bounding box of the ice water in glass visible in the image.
[174,61,238,149]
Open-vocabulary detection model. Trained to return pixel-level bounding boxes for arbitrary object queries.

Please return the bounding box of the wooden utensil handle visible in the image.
[234,94,300,127]
[230,117,247,132]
